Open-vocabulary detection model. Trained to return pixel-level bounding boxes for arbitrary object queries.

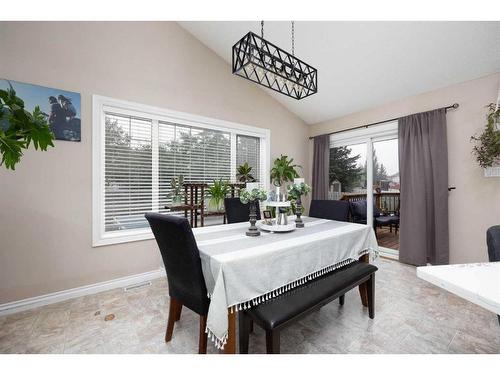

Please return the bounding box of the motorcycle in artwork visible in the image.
[0,79,81,142]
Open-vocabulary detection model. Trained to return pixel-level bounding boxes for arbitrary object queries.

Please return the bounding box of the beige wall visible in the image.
[309,72,500,264]
[0,22,309,304]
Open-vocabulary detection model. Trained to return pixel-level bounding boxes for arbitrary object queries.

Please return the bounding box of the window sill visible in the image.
[93,228,154,247]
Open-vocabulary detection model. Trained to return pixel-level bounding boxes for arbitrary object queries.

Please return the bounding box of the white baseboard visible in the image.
[0,268,166,317]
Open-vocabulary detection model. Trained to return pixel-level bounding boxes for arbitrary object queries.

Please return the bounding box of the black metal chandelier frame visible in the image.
[232,29,318,100]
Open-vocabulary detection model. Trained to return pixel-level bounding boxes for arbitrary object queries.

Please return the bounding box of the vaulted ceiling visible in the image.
[179,21,500,124]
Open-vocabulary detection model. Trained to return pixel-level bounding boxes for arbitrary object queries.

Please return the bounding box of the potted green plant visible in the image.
[206,179,230,212]
[270,154,301,199]
[0,82,55,170]
[236,162,256,183]
[287,182,312,228]
[471,103,500,177]
[168,175,185,205]
[240,187,268,236]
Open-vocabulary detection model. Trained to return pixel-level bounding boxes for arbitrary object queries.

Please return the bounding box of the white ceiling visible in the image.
[179,21,500,125]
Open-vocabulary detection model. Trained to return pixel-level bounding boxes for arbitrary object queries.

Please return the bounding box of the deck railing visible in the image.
[340,192,400,215]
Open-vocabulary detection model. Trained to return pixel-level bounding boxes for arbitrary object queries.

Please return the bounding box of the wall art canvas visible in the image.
[0,79,81,141]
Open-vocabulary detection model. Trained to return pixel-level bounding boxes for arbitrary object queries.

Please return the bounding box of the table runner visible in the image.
[193,216,379,349]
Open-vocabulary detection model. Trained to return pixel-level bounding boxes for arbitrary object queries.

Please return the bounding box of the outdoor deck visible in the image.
[376,226,399,250]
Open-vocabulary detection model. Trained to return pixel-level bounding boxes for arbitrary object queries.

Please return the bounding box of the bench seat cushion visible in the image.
[247,261,377,330]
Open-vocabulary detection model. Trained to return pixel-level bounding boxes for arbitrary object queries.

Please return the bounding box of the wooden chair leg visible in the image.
[165,298,182,342]
[175,305,182,321]
[367,274,375,319]
[199,315,208,354]
[238,312,251,354]
[265,330,280,354]
[339,294,345,306]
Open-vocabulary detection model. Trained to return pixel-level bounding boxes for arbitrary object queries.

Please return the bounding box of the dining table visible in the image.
[192,215,379,353]
[417,262,500,316]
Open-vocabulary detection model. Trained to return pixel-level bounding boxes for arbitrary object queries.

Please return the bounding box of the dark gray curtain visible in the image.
[398,108,449,266]
[312,134,330,200]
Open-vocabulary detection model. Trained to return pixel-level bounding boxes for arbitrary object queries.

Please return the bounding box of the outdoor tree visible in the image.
[361,149,390,188]
[329,146,362,192]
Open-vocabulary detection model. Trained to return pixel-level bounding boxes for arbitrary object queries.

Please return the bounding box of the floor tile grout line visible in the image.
[447,330,459,353]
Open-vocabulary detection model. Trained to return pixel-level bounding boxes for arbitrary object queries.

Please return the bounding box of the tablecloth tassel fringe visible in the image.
[206,327,228,350]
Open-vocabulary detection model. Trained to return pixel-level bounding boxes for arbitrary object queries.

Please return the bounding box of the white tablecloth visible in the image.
[193,216,378,349]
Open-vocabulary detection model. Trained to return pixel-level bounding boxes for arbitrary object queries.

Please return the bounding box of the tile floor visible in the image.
[1,258,499,354]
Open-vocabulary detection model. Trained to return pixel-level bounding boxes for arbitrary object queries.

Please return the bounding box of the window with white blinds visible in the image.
[158,122,231,213]
[236,135,261,182]
[93,96,270,246]
[104,114,152,232]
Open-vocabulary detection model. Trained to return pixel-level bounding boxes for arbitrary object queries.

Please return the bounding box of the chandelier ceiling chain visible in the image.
[232,21,318,100]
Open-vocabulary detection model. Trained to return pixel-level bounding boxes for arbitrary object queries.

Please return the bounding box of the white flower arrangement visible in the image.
[239,188,268,204]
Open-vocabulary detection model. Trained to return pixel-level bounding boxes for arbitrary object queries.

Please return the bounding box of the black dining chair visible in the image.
[224,198,261,224]
[145,212,210,354]
[486,225,500,325]
[309,199,350,222]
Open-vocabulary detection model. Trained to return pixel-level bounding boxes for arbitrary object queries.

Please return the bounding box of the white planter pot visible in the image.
[484,165,500,177]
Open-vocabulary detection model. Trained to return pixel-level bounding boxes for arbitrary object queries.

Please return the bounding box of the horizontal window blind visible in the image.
[236,135,261,182]
[159,122,231,212]
[94,96,269,245]
[104,113,152,232]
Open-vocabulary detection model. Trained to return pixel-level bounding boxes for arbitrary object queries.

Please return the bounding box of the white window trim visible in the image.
[92,95,271,247]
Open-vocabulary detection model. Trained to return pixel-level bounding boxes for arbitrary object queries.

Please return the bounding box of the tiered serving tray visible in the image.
[264,200,291,208]
[259,221,296,233]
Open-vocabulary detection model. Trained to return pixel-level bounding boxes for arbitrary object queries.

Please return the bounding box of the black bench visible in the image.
[238,260,378,354]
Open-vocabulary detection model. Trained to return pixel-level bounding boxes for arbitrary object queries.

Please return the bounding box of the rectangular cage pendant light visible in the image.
[232,31,317,100]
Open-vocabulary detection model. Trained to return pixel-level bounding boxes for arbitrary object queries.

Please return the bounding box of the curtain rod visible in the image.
[308,103,459,140]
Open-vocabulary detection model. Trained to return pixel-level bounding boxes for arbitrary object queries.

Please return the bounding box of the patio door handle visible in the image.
[448,186,456,191]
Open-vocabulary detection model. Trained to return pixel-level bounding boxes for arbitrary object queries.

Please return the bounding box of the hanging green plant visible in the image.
[471,103,500,168]
[0,83,55,170]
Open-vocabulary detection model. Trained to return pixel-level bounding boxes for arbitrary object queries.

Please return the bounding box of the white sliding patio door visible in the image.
[329,122,399,257]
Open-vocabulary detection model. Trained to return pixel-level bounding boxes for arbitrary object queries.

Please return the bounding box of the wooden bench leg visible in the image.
[367,274,375,319]
[199,315,208,354]
[165,298,182,342]
[266,330,280,354]
[358,254,369,307]
[339,294,345,306]
[238,312,251,354]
